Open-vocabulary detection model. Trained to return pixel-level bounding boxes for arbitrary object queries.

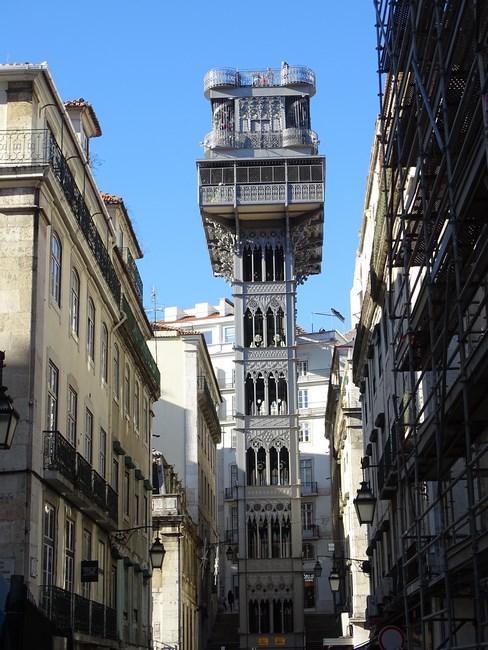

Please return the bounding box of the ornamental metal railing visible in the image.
[203,128,318,154]
[40,585,117,640]
[121,296,161,395]
[200,182,323,207]
[204,66,316,93]
[197,375,221,434]
[43,430,76,482]
[43,430,119,524]
[121,247,143,304]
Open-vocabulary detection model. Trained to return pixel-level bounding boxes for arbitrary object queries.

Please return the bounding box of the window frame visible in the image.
[87,297,95,363]
[69,267,80,336]
[50,231,62,306]
[47,361,59,431]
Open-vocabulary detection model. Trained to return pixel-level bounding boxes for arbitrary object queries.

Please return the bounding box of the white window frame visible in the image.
[70,268,80,336]
[50,232,62,306]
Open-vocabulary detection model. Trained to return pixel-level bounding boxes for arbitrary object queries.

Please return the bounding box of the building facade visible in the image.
[324,339,370,649]
[351,3,488,648]
[0,63,160,649]
[197,64,325,650]
[160,302,349,636]
[148,326,222,650]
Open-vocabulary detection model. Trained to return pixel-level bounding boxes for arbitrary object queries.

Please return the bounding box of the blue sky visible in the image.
[2,1,379,332]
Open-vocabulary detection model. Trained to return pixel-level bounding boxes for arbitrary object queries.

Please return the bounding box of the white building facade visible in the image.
[0,63,160,649]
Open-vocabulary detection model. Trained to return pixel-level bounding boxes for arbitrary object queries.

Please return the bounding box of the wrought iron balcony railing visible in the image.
[121,296,160,396]
[204,66,316,94]
[302,524,320,539]
[224,486,238,500]
[203,128,318,154]
[121,247,143,304]
[40,585,117,640]
[43,430,119,524]
[200,182,324,208]
[301,481,318,496]
[43,429,76,482]
[197,375,221,435]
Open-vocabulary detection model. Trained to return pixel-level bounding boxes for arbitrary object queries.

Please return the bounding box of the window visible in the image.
[100,428,107,478]
[124,471,130,516]
[67,386,77,446]
[143,494,148,527]
[42,503,55,589]
[300,458,313,484]
[124,364,130,415]
[298,389,309,410]
[98,541,105,603]
[101,323,108,384]
[223,326,235,343]
[301,502,314,530]
[302,543,315,560]
[134,493,140,525]
[87,298,95,363]
[64,518,75,592]
[47,361,59,431]
[82,530,91,599]
[50,232,62,306]
[85,408,93,463]
[113,343,120,399]
[203,331,212,345]
[134,381,140,430]
[143,396,149,444]
[299,422,310,443]
[112,458,119,493]
[70,268,80,336]
[297,360,308,377]
[231,428,237,449]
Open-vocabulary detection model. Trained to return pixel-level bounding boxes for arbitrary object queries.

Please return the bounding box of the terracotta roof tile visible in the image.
[64,98,102,137]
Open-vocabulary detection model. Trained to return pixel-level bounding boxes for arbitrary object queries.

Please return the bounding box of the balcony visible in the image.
[120,247,143,305]
[197,375,221,438]
[224,486,238,500]
[302,524,320,539]
[377,433,398,499]
[43,430,119,528]
[0,129,122,307]
[203,66,316,96]
[40,585,117,640]
[203,128,318,155]
[301,481,318,496]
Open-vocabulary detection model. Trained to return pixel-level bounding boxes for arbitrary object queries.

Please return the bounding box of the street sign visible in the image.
[379,626,405,650]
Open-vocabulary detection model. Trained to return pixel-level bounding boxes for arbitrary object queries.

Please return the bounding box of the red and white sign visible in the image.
[378,626,405,650]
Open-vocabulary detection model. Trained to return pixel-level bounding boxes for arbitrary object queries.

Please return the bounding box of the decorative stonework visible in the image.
[245,361,288,377]
[245,349,288,362]
[204,218,236,282]
[238,228,286,252]
[246,574,293,595]
[246,429,290,449]
[291,210,323,282]
[244,293,286,314]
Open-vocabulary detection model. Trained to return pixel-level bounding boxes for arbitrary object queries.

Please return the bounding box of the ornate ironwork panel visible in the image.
[0,129,50,164]
[73,593,90,634]
[76,453,92,497]
[44,430,76,482]
[106,484,119,524]
[91,601,105,637]
[92,469,107,510]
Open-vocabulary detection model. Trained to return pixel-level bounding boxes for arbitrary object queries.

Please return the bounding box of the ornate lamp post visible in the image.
[0,351,20,450]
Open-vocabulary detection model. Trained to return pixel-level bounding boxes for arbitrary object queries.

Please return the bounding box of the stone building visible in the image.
[0,63,159,649]
[148,325,222,650]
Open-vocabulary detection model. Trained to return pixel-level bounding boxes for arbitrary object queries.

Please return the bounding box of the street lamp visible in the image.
[149,536,166,570]
[353,481,377,525]
[110,526,171,570]
[328,568,341,593]
[0,352,20,450]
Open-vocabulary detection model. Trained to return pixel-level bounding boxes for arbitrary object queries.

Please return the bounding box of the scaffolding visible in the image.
[361,1,488,648]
